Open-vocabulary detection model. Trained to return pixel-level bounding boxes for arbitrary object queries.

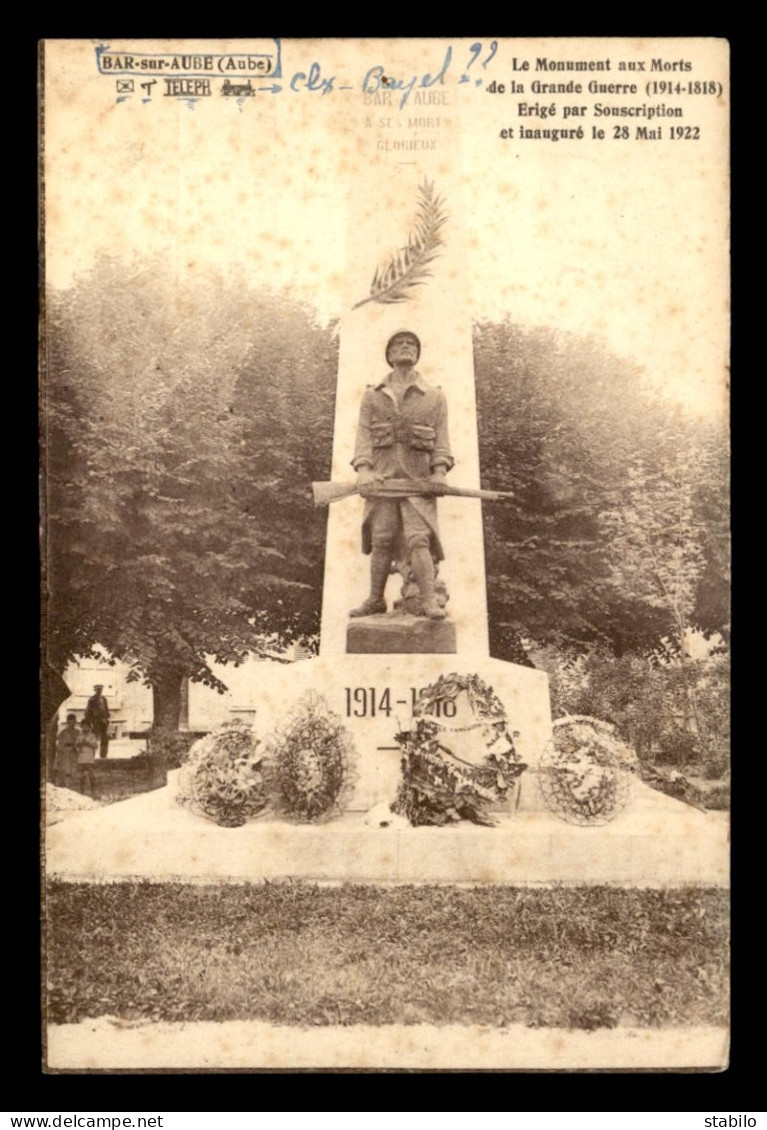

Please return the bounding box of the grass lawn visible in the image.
[46,882,728,1030]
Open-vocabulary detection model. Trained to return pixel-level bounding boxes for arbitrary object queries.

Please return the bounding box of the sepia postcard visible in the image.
[41,37,730,1073]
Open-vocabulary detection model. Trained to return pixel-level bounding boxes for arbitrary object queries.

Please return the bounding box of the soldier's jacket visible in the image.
[352,372,454,560]
[352,372,454,480]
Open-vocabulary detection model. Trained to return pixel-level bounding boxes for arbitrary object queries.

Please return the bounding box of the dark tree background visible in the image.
[44,257,337,727]
[473,318,729,774]
[473,319,729,661]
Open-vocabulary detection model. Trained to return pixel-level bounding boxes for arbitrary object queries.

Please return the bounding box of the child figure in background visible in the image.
[56,712,82,789]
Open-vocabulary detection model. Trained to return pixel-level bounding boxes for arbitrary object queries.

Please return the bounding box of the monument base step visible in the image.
[46,772,728,888]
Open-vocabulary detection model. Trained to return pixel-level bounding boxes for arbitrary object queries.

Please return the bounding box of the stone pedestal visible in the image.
[346,613,457,655]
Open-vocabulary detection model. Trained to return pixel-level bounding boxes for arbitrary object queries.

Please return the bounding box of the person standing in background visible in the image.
[84,684,110,759]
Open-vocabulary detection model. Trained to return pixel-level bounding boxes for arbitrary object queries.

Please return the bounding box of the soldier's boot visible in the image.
[349,547,390,617]
[410,546,446,620]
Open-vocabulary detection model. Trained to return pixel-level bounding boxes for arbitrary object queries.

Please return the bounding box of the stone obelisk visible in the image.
[320,131,488,658]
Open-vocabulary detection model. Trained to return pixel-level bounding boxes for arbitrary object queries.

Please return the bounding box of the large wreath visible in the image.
[175,718,267,827]
[538,715,637,826]
[392,673,526,826]
[266,692,356,822]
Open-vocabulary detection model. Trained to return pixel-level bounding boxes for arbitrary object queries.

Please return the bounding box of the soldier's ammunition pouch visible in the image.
[409,424,436,451]
[370,422,394,448]
[369,422,436,450]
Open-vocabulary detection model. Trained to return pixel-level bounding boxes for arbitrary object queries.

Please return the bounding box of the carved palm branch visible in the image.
[352,179,448,310]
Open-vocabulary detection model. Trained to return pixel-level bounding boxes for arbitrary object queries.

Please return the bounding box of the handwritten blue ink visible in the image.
[482,42,498,69]
[465,43,482,72]
[290,62,334,95]
[460,41,496,84]
[362,46,452,109]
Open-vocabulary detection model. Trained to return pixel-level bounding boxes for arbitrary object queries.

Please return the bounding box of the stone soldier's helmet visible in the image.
[385,329,421,366]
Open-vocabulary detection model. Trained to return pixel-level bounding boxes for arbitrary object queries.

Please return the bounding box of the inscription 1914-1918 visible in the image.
[345,686,457,718]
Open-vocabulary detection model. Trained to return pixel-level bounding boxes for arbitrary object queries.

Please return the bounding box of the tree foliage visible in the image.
[542,645,730,774]
[43,256,337,725]
[473,319,729,660]
[599,432,728,656]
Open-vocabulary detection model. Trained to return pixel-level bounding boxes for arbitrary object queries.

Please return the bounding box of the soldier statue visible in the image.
[350,330,453,621]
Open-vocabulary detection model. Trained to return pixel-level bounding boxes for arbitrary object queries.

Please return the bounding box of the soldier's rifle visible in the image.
[312,478,514,507]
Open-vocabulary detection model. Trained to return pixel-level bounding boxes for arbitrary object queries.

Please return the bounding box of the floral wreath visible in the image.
[176,718,267,827]
[537,715,636,826]
[265,691,357,822]
[392,672,526,826]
